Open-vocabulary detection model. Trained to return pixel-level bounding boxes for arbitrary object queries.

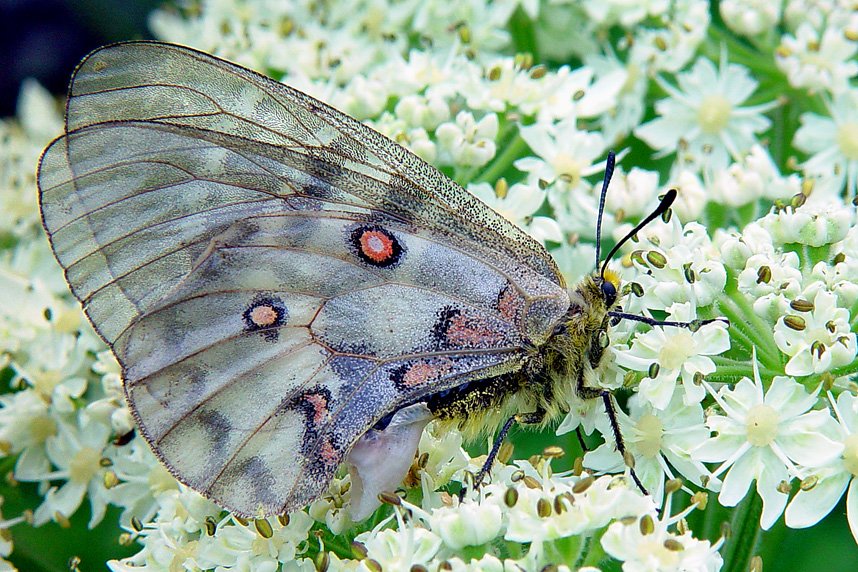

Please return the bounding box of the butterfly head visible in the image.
[568,268,622,329]
[598,268,621,309]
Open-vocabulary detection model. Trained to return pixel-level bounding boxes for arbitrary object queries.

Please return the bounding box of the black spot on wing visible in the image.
[242,295,288,342]
[198,410,232,459]
[431,306,461,349]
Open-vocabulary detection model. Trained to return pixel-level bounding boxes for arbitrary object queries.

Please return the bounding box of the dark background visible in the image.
[0,0,158,117]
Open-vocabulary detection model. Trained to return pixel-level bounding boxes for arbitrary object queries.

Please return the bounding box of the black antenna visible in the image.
[600,189,677,279]
[594,151,616,268]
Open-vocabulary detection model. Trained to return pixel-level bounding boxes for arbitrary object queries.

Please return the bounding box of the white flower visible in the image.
[501,469,654,545]
[737,251,803,321]
[708,145,802,206]
[758,200,854,247]
[584,391,715,506]
[773,288,857,377]
[696,361,843,529]
[785,392,858,543]
[794,89,858,198]
[430,500,503,549]
[523,64,625,124]
[601,505,724,572]
[783,0,858,32]
[109,440,179,527]
[627,0,710,73]
[604,166,660,220]
[30,411,114,528]
[435,111,499,168]
[720,0,780,36]
[516,118,606,192]
[615,302,730,409]
[394,93,451,130]
[411,1,515,52]
[469,180,562,243]
[582,0,669,27]
[667,168,708,221]
[356,524,443,569]
[585,51,648,143]
[635,56,777,172]
[0,389,55,480]
[623,220,728,308]
[776,22,858,95]
[417,421,469,494]
[194,512,314,571]
[460,58,542,114]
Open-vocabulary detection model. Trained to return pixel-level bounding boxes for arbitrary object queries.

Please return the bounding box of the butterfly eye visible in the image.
[601,280,617,307]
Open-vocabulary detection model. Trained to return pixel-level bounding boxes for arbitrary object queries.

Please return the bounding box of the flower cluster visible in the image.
[0,0,857,570]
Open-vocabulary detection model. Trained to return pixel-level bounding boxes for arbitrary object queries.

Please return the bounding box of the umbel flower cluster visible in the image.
[1,0,857,570]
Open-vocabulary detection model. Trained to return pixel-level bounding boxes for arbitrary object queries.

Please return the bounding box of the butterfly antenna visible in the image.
[594,151,616,269]
[600,189,677,279]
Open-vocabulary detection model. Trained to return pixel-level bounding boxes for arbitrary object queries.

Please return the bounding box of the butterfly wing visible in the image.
[38,42,570,516]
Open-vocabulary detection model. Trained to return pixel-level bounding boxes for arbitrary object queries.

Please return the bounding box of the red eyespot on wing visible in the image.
[349,225,403,267]
[319,438,340,466]
[432,306,505,349]
[390,359,453,392]
[497,284,524,322]
[249,305,279,327]
[242,296,288,342]
[303,392,329,425]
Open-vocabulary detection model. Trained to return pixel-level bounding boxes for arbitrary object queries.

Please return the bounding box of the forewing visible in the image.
[62,41,562,285]
[38,42,571,516]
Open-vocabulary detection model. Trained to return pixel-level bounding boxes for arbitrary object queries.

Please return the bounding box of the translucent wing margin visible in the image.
[37,42,570,516]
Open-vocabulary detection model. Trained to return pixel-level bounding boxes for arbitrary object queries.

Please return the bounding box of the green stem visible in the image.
[578,530,606,569]
[830,360,858,379]
[721,492,764,572]
[703,25,782,79]
[714,295,780,367]
[708,358,781,382]
[720,277,783,368]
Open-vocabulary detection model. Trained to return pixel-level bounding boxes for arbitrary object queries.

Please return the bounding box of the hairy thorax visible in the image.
[429,271,622,441]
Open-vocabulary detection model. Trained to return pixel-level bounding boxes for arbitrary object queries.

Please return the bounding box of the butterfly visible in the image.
[38,41,690,520]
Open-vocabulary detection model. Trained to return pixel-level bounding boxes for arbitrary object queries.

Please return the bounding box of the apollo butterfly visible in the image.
[38,41,712,520]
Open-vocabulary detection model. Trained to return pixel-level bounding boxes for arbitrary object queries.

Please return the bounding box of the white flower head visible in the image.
[635,56,777,172]
[584,391,715,507]
[785,392,858,543]
[622,219,728,308]
[794,89,858,198]
[615,302,730,409]
[435,110,498,168]
[709,145,802,206]
[30,411,114,528]
[516,118,607,193]
[737,250,803,321]
[773,288,857,377]
[601,506,724,571]
[627,0,711,73]
[776,22,858,95]
[758,200,854,248]
[696,357,843,529]
[720,0,781,37]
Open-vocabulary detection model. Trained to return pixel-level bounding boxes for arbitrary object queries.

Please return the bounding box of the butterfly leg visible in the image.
[459,408,545,501]
[575,373,649,496]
